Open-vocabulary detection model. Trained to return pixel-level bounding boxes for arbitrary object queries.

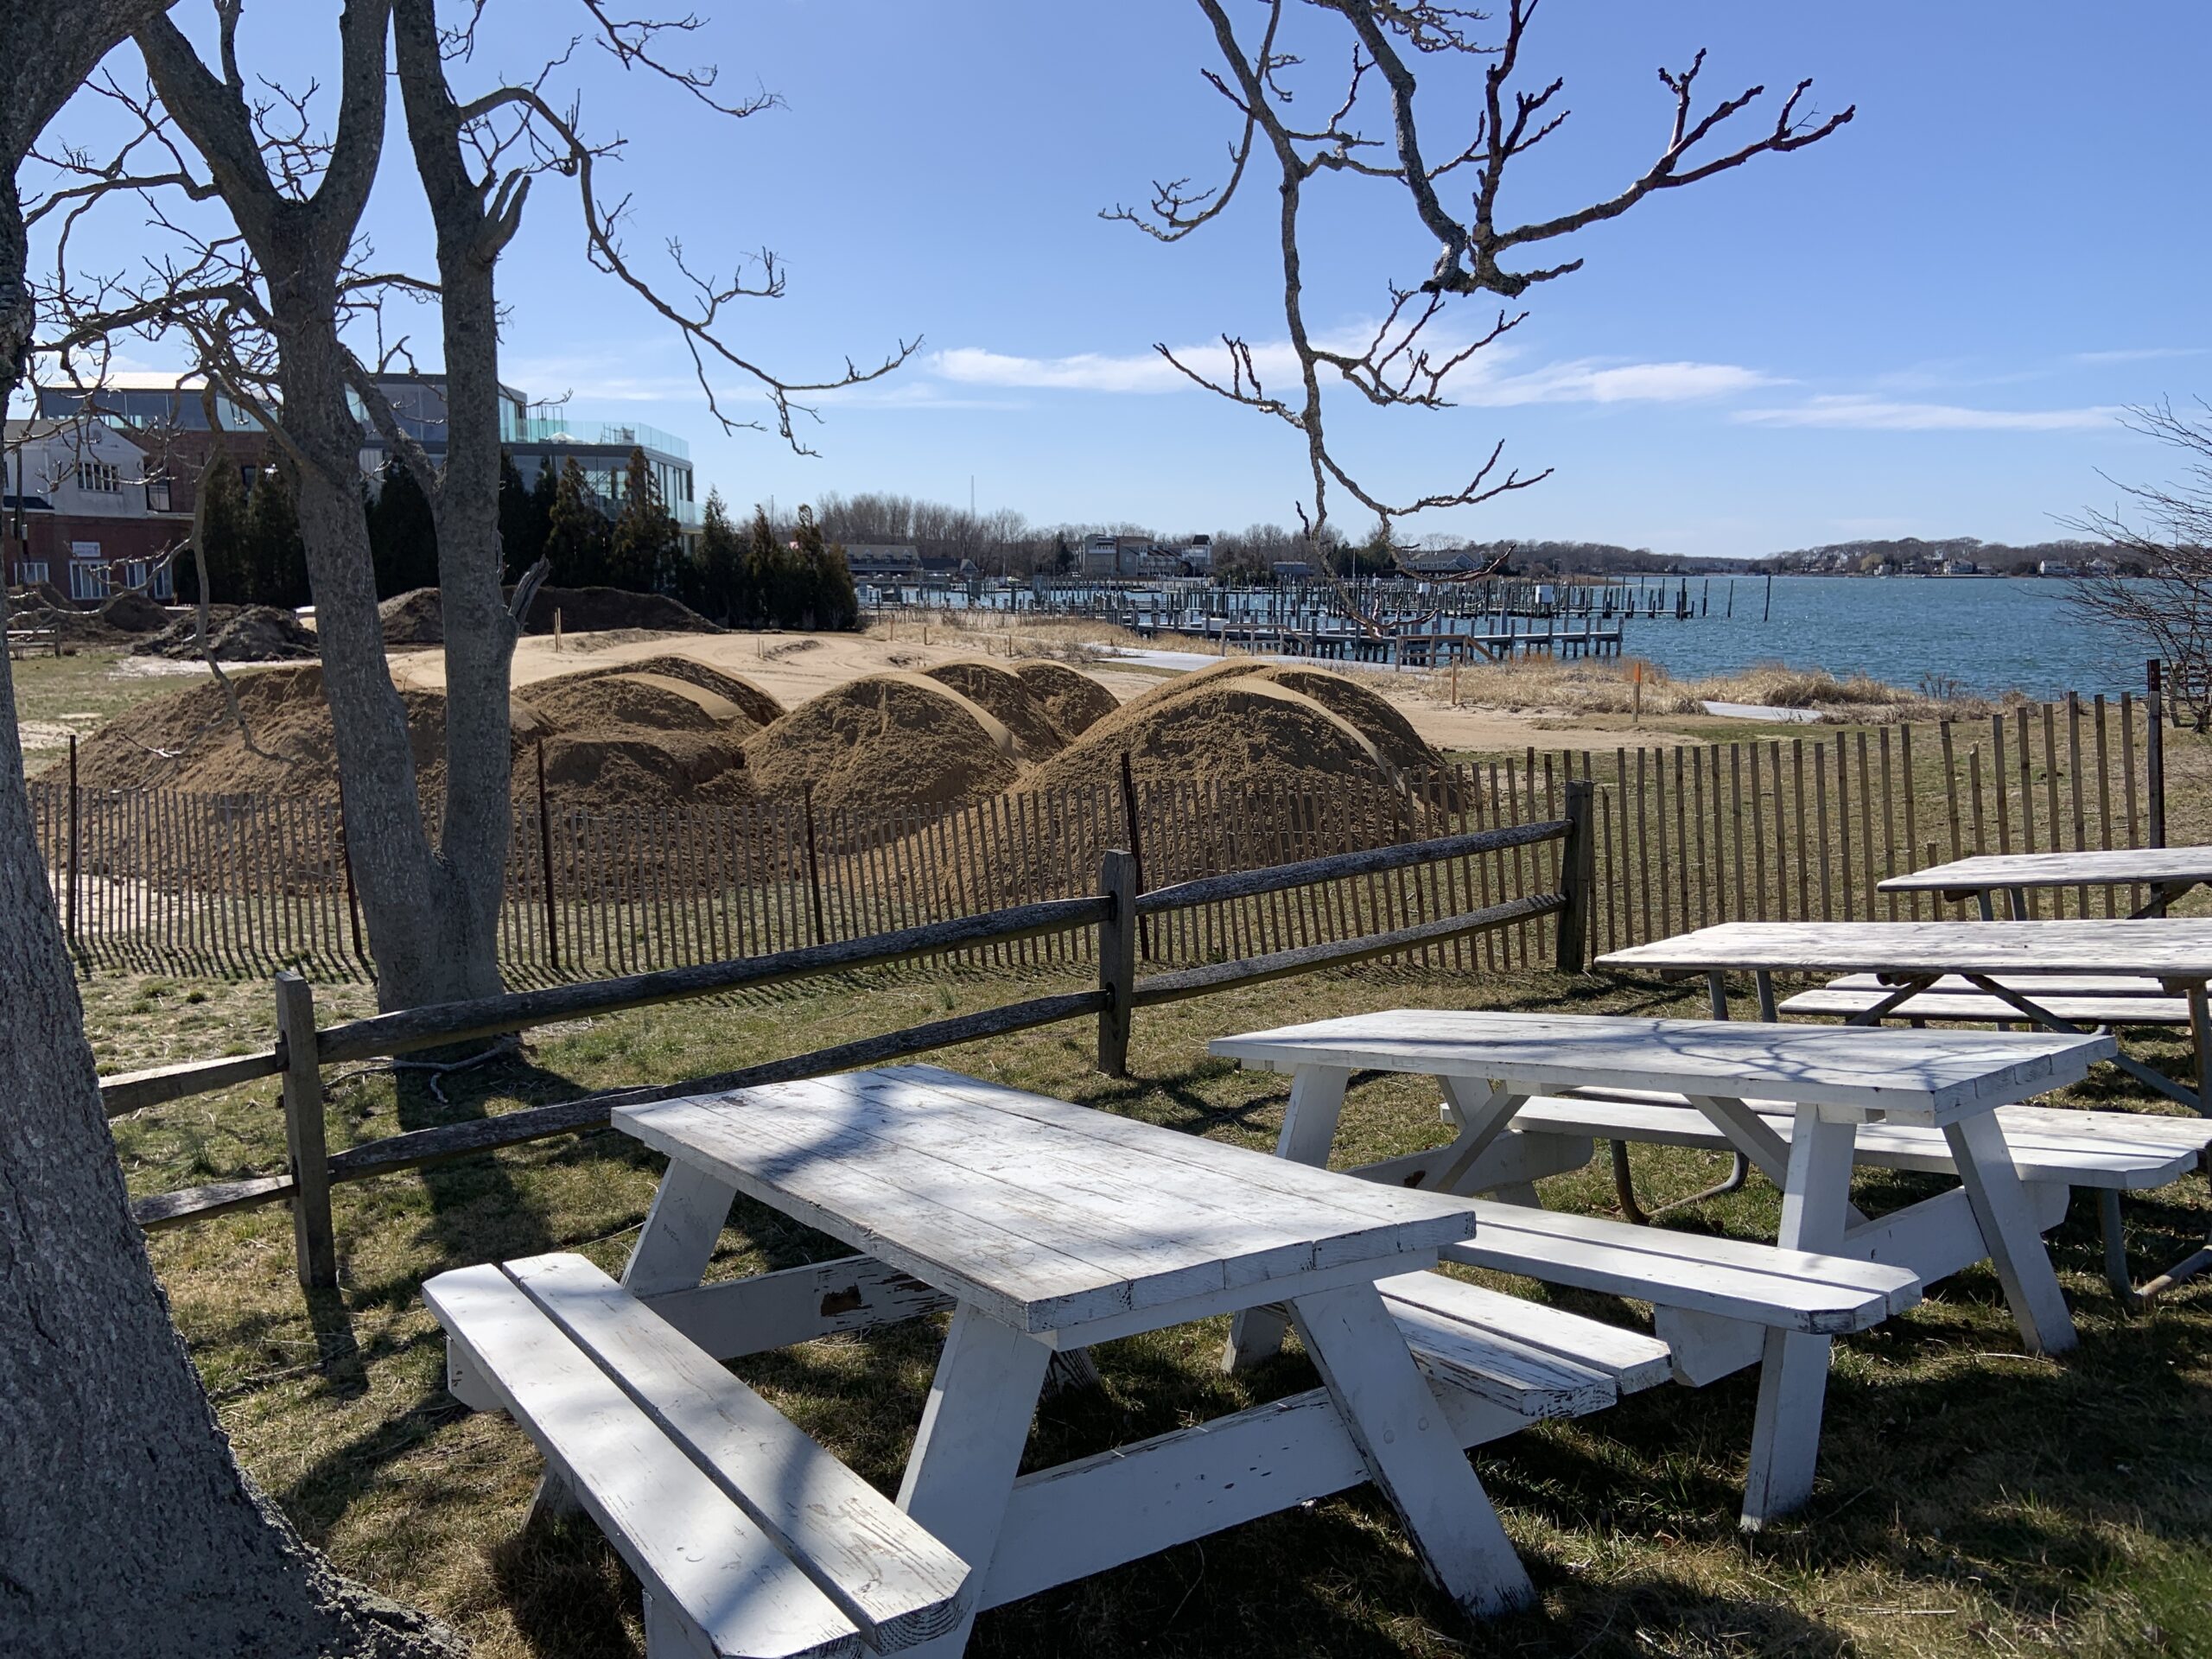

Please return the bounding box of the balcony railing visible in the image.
[501,414,690,460]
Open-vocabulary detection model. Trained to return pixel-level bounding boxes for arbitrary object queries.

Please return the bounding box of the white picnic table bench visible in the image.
[1877,845,2212,919]
[1206,1009,2108,1527]
[1597,920,2212,1303]
[424,1064,1694,1656]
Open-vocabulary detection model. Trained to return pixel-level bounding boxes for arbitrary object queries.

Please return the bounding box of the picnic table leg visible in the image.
[1223,1065,1350,1373]
[1942,1111,2078,1355]
[1740,1106,1857,1530]
[1290,1281,1535,1618]
[895,1303,1053,1658]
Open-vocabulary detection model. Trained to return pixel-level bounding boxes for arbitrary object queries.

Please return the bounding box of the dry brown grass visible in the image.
[90,943,2212,1659]
[1427,655,2017,725]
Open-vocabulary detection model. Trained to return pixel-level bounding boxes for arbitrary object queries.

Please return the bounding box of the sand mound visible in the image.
[524,670,747,735]
[555,653,784,727]
[743,673,1020,817]
[1010,660,1118,738]
[380,587,445,645]
[538,731,751,803]
[1028,678,1406,804]
[61,664,448,800]
[921,660,1067,761]
[516,584,722,636]
[1246,665,1439,778]
[1109,656,1264,721]
[134,605,317,662]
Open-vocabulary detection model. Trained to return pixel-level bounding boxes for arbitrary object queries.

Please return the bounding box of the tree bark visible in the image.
[138,3,503,1012]
[0,7,463,1653]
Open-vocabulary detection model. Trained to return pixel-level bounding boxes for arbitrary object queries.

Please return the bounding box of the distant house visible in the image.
[3,418,184,600]
[918,554,977,583]
[2037,561,2079,577]
[1269,559,1313,581]
[842,544,923,582]
[1175,535,1213,575]
[1084,534,1154,580]
[1406,551,1484,577]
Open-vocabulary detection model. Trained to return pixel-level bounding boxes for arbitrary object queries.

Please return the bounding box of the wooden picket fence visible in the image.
[33,690,2168,982]
[32,762,1567,981]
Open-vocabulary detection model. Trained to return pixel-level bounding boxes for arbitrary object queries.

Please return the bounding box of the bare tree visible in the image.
[0,5,463,1653]
[2064,398,2212,729]
[1116,0,1853,558]
[33,0,907,1009]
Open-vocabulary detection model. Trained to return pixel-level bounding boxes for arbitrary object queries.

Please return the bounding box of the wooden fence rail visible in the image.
[116,809,1581,1291]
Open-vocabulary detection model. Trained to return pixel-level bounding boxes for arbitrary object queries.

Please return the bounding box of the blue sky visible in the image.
[34,2,2212,556]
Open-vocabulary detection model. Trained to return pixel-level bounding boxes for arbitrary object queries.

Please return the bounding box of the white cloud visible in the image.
[929,340,1772,406]
[2072,346,2206,365]
[1732,395,2121,432]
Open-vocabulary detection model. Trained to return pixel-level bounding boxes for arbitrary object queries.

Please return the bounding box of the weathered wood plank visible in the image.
[1132,819,1565,916]
[100,1048,283,1118]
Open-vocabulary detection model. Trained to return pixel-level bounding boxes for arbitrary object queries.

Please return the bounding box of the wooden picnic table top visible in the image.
[1878,846,2212,894]
[1207,1009,2110,1124]
[613,1064,1478,1336]
[1598,918,2212,987]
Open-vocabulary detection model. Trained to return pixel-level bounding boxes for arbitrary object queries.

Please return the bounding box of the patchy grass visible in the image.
[87,952,2212,1659]
[1419,654,2024,728]
[8,645,250,757]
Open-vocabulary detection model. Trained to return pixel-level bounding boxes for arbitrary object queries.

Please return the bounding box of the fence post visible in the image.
[537,741,560,972]
[802,784,827,945]
[1555,779,1593,973]
[274,969,337,1291]
[2146,659,2167,849]
[66,733,79,948]
[1097,849,1138,1077]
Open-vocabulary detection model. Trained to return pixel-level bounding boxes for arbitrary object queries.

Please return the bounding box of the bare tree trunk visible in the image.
[0,7,462,1651]
[139,3,499,1012]
[391,0,525,1005]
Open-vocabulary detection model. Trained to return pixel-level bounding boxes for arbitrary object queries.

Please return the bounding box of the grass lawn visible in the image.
[97,956,2212,1659]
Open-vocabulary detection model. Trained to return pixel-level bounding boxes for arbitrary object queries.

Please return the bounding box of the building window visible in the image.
[15,560,48,586]
[68,561,111,601]
[147,477,172,512]
[80,460,122,493]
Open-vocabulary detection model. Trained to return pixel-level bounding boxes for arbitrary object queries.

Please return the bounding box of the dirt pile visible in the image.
[1245,664,1438,779]
[99,591,171,633]
[1026,676,1412,805]
[133,605,317,662]
[1010,660,1118,738]
[552,653,784,726]
[7,601,137,647]
[379,588,445,645]
[921,660,1067,761]
[61,664,447,800]
[515,584,723,637]
[743,673,1020,816]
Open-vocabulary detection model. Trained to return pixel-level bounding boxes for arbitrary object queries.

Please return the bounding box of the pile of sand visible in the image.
[133,606,317,663]
[921,660,1067,761]
[743,673,1020,817]
[1027,672,1430,805]
[551,653,785,727]
[516,585,722,637]
[1244,664,1436,779]
[62,664,448,800]
[1011,660,1118,738]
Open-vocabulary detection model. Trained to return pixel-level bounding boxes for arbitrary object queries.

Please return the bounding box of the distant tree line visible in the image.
[176,443,858,629]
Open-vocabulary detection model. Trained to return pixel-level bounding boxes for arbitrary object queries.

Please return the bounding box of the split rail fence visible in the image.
[35,690,2174,981]
[105,801,1590,1294]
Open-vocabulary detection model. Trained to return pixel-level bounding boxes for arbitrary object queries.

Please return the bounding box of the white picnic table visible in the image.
[1598,918,2212,1114]
[1877,845,2212,918]
[612,1063,1542,1648]
[1208,1009,2109,1524]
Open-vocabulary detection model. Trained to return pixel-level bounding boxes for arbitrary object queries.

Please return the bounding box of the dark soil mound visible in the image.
[514,585,723,636]
[379,587,445,645]
[133,605,317,662]
[1008,660,1119,740]
[98,591,171,633]
[524,671,749,735]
